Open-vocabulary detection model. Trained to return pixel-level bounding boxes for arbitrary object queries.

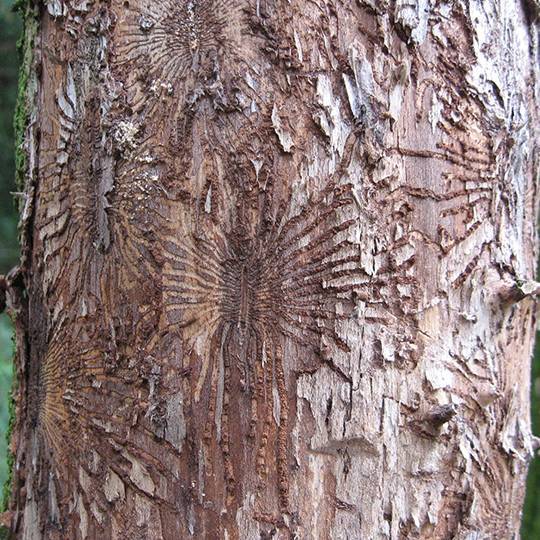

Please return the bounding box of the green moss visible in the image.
[13,0,38,198]
[12,0,31,12]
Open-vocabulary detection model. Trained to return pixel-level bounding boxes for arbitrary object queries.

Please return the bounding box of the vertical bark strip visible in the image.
[4,0,539,538]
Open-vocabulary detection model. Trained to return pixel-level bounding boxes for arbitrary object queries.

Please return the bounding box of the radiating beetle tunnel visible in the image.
[161,180,417,514]
[220,233,260,342]
[115,0,250,117]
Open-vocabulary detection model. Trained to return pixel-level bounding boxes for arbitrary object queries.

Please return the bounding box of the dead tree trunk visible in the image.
[3,0,539,538]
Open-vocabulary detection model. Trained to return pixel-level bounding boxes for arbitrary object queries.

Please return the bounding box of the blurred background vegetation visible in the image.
[523,340,540,537]
[0,0,19,504]
[0,0,538,535]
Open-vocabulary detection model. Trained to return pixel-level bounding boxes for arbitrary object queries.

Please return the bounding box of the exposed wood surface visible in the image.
[4,1,539,538]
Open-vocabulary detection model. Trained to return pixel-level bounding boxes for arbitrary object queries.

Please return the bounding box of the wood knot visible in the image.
[409,404,458,439]
[424,404,458,428]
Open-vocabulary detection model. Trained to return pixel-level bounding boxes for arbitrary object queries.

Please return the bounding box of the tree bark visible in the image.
[3,0,539,538]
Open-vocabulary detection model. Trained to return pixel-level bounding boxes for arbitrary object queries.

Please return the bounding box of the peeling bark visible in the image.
[4,1,539,539]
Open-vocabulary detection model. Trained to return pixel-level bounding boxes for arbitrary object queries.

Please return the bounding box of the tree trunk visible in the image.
[3,0,539,538]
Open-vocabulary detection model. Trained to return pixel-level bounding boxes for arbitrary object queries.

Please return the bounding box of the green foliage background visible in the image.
[523,342,540,537]
[0,0,19,271]
[0,316,13,495]
[0,0,20,498]
[0,0,538,535]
